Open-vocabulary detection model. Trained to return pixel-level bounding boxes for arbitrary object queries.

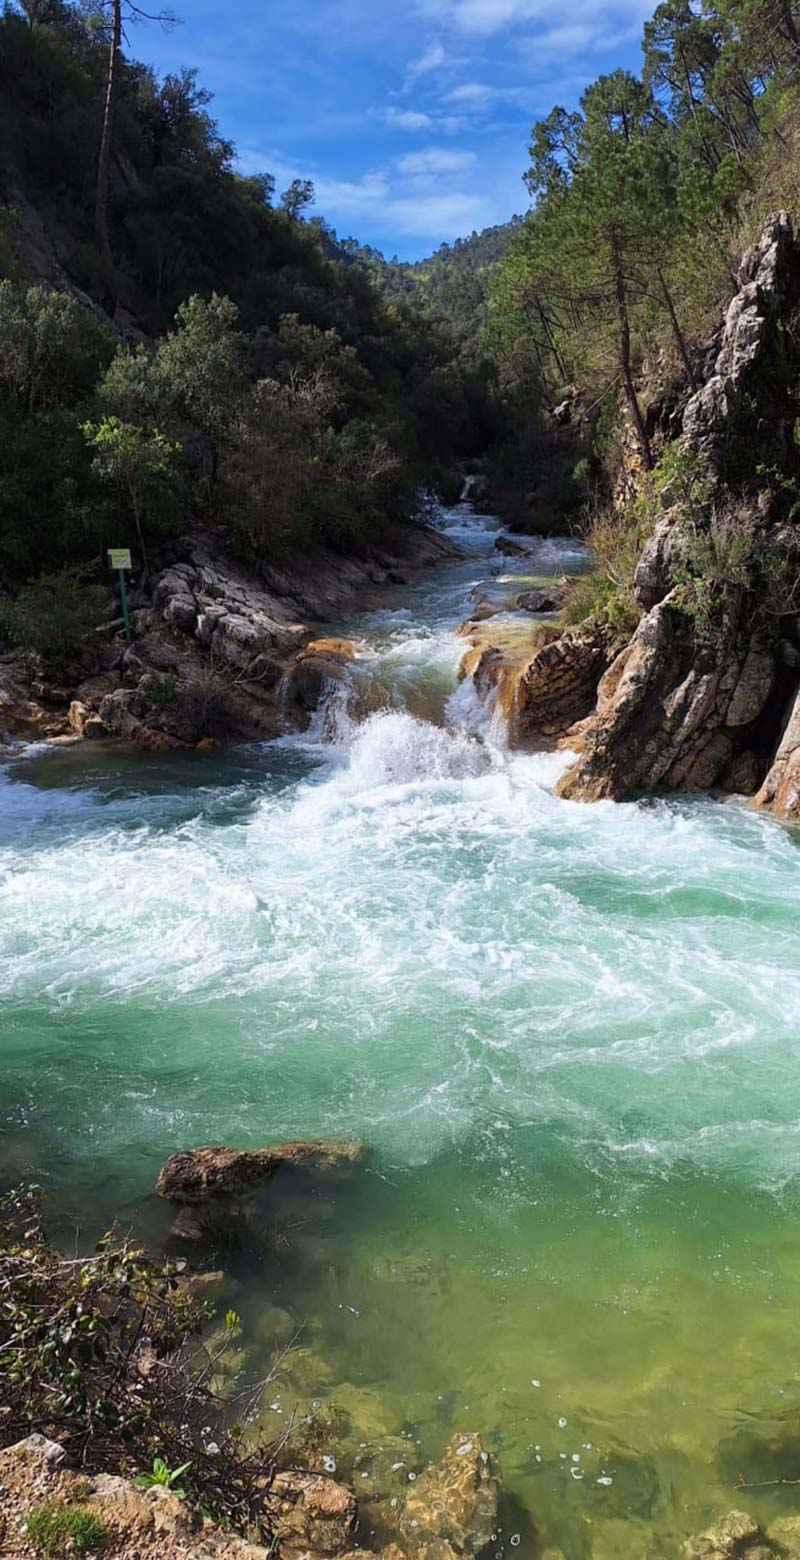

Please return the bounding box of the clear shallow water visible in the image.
[3,507,800,1557]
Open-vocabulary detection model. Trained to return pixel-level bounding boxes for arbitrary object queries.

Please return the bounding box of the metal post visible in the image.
[118,567,131,642]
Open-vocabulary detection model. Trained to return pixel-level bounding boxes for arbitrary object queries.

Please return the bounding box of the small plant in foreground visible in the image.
[26,1500,106,1558]
[133,1455,192,1497]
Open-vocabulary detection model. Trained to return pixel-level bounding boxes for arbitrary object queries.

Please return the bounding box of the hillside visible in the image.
[330,218,523,328]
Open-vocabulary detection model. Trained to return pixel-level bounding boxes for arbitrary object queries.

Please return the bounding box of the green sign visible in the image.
[108,548,132,570]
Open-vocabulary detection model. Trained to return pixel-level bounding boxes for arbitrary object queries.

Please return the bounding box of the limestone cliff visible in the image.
[504,211,800,818]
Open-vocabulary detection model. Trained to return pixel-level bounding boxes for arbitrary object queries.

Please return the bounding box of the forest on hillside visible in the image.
[3,0,800,665]
[0,0,503,662]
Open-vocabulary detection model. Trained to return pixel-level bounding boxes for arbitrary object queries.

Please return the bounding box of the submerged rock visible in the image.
[684,1510,771,1560]
[397,1433,499,1557]
[157,1139,364,1203]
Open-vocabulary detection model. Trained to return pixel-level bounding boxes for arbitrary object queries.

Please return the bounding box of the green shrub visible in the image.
[0,565,108,667]
[26,1500,106,1559]
[144,672,179,708]
[0,1188,288,1542]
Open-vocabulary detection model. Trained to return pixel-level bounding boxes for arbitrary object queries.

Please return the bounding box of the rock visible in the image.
[516,587,565,613]
[556,598,733,800]
[768,1515,800,1557]
[0,1433,66,1467]
[509,622,616,744]
[726,647,775,726]
[633,513,688,609]
[87,1473,198,1540]
[719,748,762,795]
[284,653,353,716]
[493,535,531,557]
[684,1510,765,1560]
[67,699,90,735]
[270,1469,357,1560]
[754,682,800,816]
[681,211,796,477]
[398,1433,499,1557]
[303,638,357,660]
[157,1139,364,1203]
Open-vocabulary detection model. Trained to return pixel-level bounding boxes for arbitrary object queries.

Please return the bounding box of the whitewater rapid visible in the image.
[3,501,800,1196]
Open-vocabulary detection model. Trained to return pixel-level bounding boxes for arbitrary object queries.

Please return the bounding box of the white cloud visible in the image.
[383,107,435,130]
[444,80,497,106]
[405,41,448,83]
[396,146,477,176]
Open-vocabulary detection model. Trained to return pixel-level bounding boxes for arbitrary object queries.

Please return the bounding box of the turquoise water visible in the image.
[3,506,800,1557]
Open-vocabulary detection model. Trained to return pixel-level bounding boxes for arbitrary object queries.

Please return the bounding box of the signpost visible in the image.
[108,548,132,642]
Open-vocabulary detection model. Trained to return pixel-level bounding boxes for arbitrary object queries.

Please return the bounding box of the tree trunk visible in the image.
[611,236,652,470]
[656,265,696,389]
[95,0,121,306]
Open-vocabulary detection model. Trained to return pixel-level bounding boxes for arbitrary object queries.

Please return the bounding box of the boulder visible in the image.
[683,1510,768,1560]
[270,1469,357,1560]
[303,638,357,660]
[509,622,616,744]
[493,535,531,557]
[398,1433,499,1557]
[157,1139,364,1203]
[516,587,565,614]
[284,652,353,716]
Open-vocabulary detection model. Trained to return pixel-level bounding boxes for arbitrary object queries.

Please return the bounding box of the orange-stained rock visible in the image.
[270,1469,358,1559]
[301,638,357,661]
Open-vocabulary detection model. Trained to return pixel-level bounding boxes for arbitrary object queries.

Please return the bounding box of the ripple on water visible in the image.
[2,510,800,1554]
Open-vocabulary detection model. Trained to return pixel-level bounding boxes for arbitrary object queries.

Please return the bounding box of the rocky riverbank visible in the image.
[457,212,800,821]
[0,520,460,755]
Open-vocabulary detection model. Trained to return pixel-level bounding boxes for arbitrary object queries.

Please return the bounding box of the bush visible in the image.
[0,565,108,668]
[26,1500,107,1559]
[0,1189,287,1542]
[0,282,115,414]
[0,403,106,581]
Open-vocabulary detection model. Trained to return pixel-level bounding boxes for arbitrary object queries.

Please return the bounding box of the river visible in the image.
[3,499,800,1558]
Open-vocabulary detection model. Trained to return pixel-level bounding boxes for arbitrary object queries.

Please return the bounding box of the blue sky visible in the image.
[134,0,652,261]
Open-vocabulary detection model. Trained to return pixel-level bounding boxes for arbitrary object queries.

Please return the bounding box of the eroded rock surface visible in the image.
[397,1434,499,1558]
[270,1470,358,1560]
[684,1510,774,1560]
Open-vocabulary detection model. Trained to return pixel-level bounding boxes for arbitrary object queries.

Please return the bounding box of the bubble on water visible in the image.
[597,1475,613,1487]
[322,1456,336,1474]
[557,1417,567,1428]
[408,1472,416,1482]
[530,1378,541,1387]
[570,1468,583,1481]
[572,1453,581,1462]
[510,1537,521,1548]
